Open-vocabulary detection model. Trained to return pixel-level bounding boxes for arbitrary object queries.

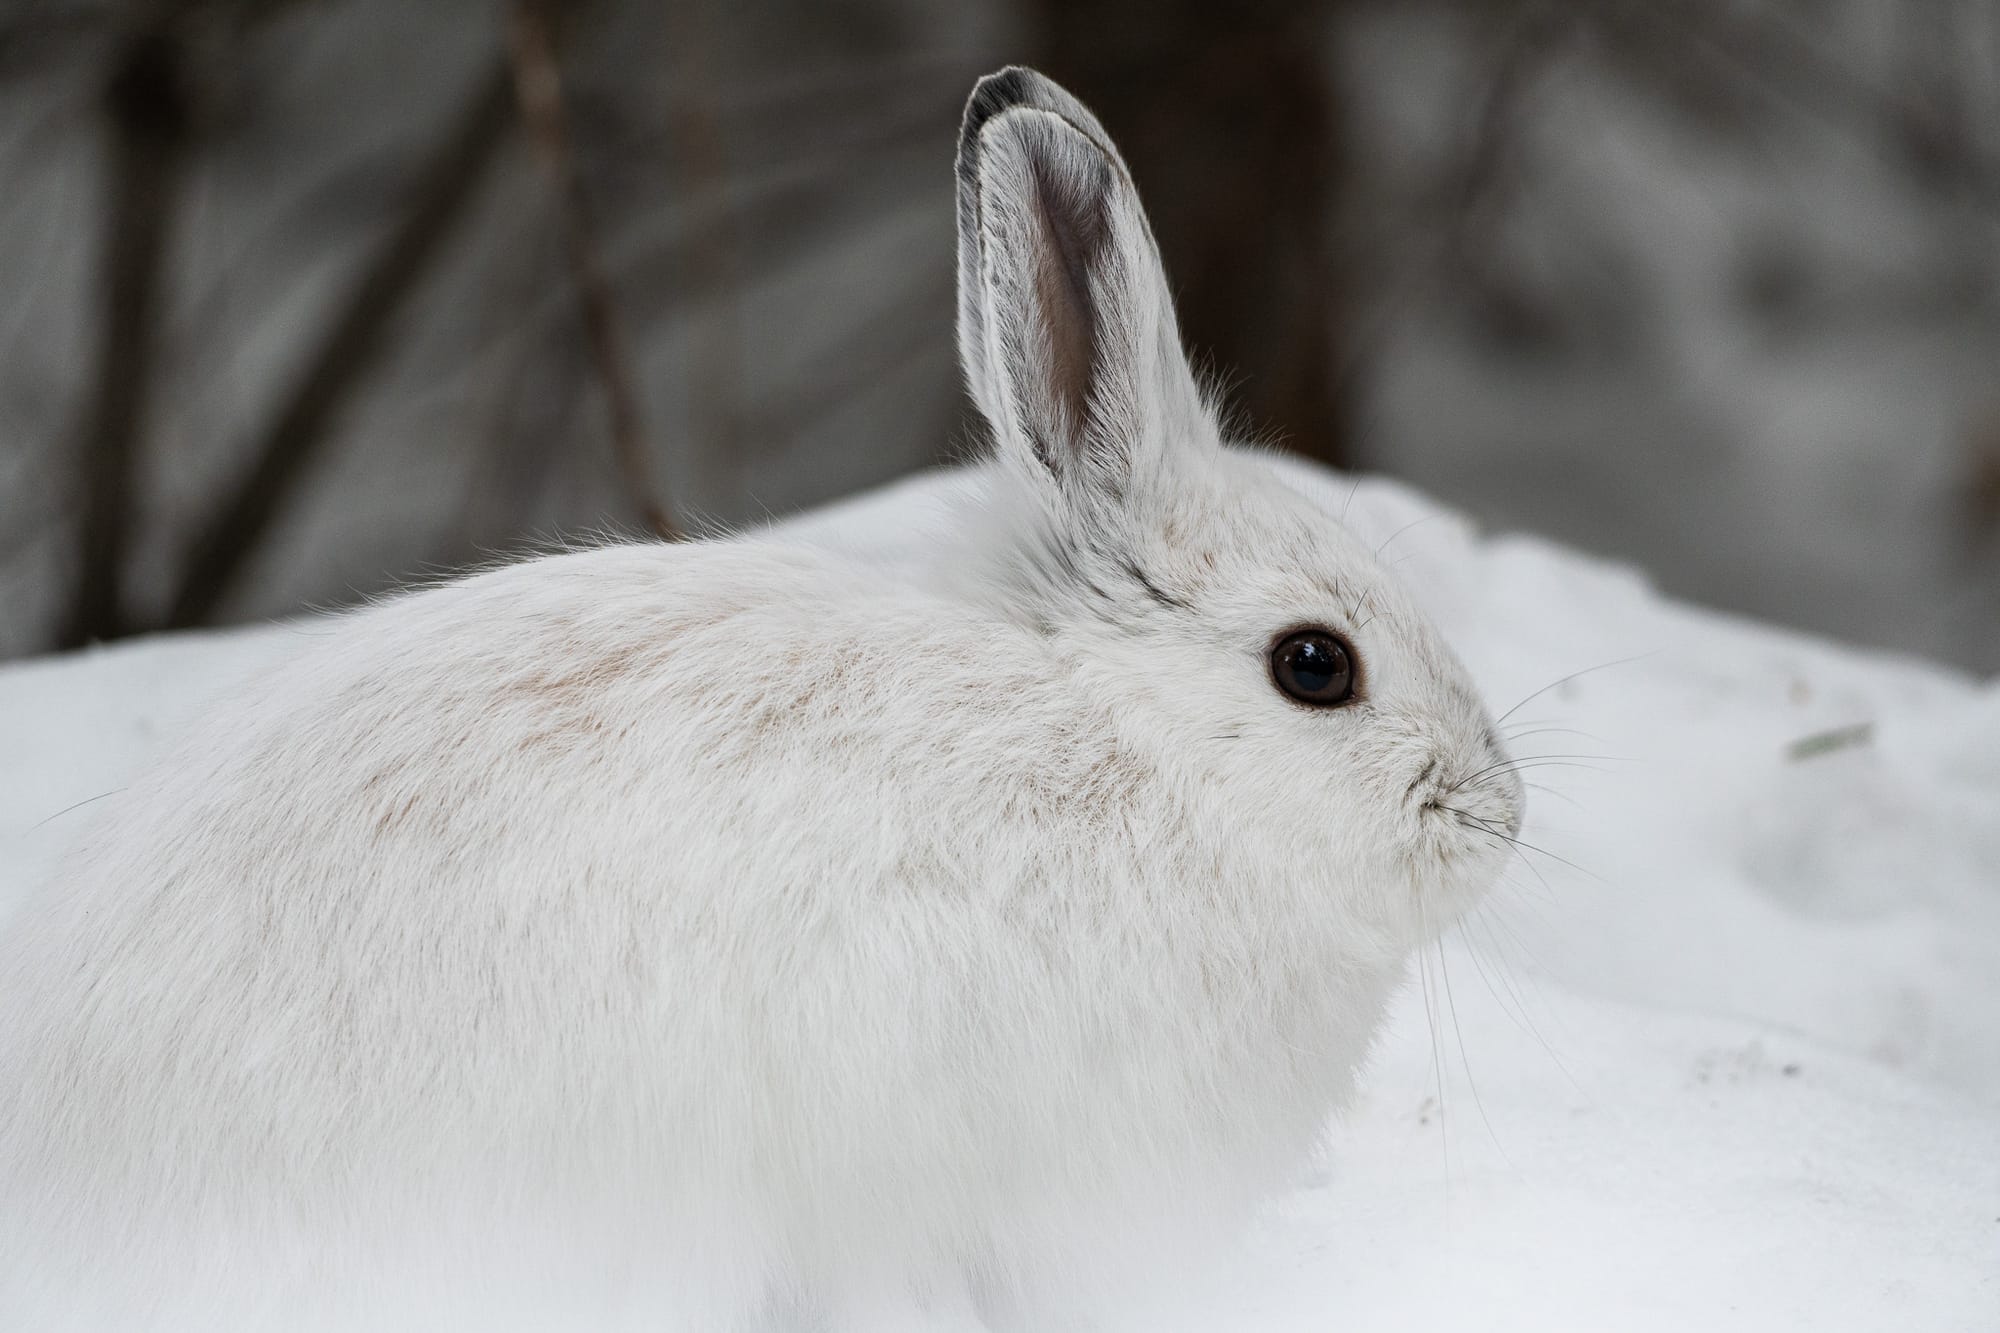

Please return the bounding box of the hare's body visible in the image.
[0,68,1521,1330]
[2,529,1395,1325]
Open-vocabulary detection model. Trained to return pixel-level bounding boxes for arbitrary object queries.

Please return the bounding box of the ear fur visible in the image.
[954,68,1212,519]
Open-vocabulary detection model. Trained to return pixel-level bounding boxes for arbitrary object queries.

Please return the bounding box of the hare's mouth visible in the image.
[1424,790,1522,839]
[1409,755,1526,855]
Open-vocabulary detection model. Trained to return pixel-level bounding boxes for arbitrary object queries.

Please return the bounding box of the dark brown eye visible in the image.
[1271,630,1357,706]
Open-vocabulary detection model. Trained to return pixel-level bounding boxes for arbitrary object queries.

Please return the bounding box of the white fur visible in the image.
[0,69,1520,1332]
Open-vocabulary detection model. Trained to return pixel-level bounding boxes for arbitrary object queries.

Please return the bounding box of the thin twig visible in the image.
[163,56,516,629]
[508,0,678,541]
[454,221,582,546]
[58,20,192,649]
[1329,3,1575,409]
[1439,4,1574,263]
[0,8,109,81]
[1595,0,2000,215]
[556,127,935,334]
[658,0,747,514]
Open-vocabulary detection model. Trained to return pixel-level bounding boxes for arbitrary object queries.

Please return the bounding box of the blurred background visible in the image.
[1,0,1997,669]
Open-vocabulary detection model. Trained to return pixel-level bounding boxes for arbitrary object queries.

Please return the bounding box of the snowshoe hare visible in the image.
[0,67,1521,1332]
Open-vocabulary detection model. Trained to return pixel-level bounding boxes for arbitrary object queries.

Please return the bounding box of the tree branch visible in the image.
[57,20,192,649]
[163,56,515,629]
[658,0,748,513]
[1596,0,2000,214]
[508,0,678,540]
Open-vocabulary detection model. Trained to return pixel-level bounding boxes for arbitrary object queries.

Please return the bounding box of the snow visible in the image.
[3,460,1997,1329]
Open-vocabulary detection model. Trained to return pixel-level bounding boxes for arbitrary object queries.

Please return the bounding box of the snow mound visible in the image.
[3,461,1995,1329]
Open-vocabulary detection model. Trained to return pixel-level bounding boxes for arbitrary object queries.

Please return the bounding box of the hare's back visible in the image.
[0,538,1084,1198]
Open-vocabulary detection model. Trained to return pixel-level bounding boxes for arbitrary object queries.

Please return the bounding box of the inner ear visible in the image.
[1026,147,1112,465]
[965,91,1213,508]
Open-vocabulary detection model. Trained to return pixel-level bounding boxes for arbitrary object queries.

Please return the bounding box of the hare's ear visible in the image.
[954,68,1212,514]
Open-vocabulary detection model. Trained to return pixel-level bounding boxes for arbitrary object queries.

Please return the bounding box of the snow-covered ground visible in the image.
[2,461,1996,1329]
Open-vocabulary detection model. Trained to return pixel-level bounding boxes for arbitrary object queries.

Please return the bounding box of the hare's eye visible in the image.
[1271,630,1357,707]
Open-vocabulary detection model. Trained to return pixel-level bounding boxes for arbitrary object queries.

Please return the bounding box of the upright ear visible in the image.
[954,68,1212,515]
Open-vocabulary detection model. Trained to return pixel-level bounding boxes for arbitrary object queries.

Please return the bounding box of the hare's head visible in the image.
[954,68,1520,942]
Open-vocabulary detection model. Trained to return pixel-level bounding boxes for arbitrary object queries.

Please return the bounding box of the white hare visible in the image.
[0,67,1521,1331]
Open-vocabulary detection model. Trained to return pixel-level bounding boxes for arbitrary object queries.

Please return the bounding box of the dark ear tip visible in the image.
[957,66,1126,187]
[958,67,1048,163]
[972,66,1040,109]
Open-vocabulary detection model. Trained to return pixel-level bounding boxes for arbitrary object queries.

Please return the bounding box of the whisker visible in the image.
[1499,724,1605,746]
[31,788,125,831]
[1435,939,1510,1161]
[1478,886,1558,964]
[1338,476,1362,527]
[1459,750,1632,784]
[1449,756,1624,794]
[1521,781,1583,812]
[1372,512,1450,562]
[1446,809,1558,899]
[1494,875,1575,955]
[1457,916,1539,1027]
[1490,859,1557,906]
[1493,652,1658,728]
[1456,913,1589,1101]
[1354,587,1380,634]
[1414,913,1452,1214]
[1452,809,1603,883]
